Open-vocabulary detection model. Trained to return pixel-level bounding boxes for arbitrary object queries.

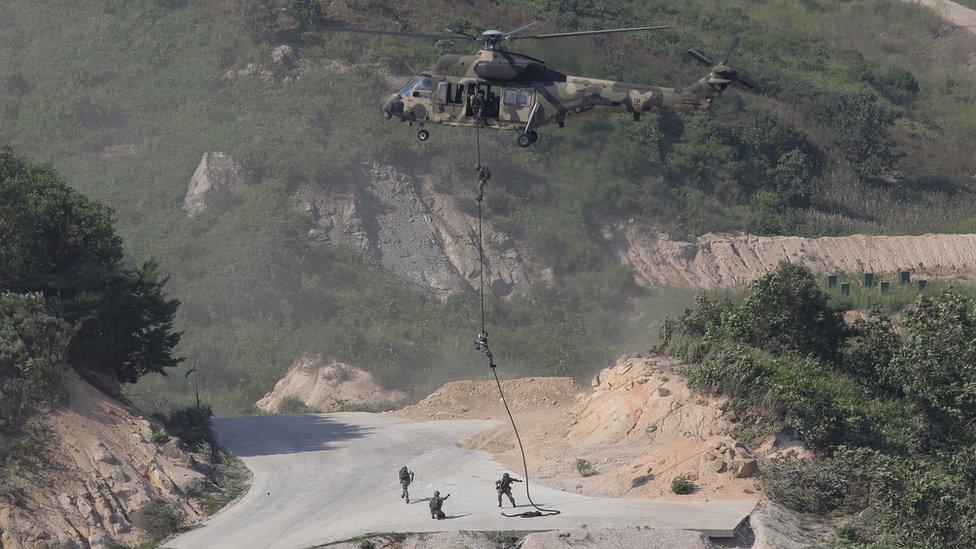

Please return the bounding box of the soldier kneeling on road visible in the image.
[496,472,522,508]
[429,490,450,519]
[398,465,415,503]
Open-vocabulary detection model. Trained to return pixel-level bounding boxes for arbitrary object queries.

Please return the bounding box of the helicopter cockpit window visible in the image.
[401,77,434,99]
[518,89,534,107]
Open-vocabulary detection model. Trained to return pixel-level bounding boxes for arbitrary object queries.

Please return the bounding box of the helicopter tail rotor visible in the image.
[686,36,758,91]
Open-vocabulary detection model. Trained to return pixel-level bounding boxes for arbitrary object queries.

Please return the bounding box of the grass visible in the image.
[196,450,251,516]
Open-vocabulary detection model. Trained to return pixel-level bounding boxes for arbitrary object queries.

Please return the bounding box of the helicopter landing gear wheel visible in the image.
[418,128,430,141]
[517,130,538,148]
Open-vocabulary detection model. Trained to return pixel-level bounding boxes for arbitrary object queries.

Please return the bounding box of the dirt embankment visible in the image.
[1,371,215,548]
[256,355,406,413]
[397,357,800,503]
[606,224,976,288]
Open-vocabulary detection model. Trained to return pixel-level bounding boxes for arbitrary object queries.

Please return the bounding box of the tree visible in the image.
[890,289,976,447]
[239,0,277,39]
[0,292,70,432]
[286,0,322,30]
[732,262,849,360]
[0,146,183,389]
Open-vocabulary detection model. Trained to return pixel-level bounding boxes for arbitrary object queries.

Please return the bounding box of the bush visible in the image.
[149,430,171,445]
[872,66,920,105]
[286,0,321,29]
[133,500,181,541]
[659,262,848,362]
[0,292,70,434]
[575,458,596,477]
[837,522,857,541]
[239,0,276,39]
[762,457,851,513]
[671,476,694,495]
[276,396,319,414]
[155,405,214,448]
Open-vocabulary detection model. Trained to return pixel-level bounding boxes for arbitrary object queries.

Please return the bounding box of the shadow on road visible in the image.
[438,514,471,520]
[212,414,371,457]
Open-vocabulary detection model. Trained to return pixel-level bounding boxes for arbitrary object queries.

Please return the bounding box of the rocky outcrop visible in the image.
[417,177,531,298]
[293,163,533,300]
[606,223,976,288]
[0,371,215,549]
[255,355,406,413]
[182,152,243,217]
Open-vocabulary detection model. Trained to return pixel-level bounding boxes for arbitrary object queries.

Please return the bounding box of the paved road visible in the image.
[168,413,754,549]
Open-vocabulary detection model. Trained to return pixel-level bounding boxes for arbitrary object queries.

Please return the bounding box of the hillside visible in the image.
[0,372,226,548]
[2,0,976,413]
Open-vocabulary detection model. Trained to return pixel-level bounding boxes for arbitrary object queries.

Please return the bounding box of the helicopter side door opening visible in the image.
[466,83,502,121]
[436,82,465,120]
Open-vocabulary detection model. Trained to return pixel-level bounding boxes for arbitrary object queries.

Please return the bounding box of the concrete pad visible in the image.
[168,413,754,549]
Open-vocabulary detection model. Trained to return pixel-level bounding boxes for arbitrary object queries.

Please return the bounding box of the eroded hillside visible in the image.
[0,372,223,548]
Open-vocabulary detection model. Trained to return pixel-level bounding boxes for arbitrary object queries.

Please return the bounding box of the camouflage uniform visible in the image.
[496,473,522,507]
[429,491,450,519]
[398,466,414,503]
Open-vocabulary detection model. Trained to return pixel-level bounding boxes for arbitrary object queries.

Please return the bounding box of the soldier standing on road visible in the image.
[398,466,415,503]
[429,490,450,519]
[496,472,522,508]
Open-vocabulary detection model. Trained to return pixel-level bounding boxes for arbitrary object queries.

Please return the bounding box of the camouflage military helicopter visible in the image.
[324,22,756,147]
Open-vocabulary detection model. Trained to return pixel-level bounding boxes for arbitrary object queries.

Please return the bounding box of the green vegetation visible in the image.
[0,293,69,434]
[659,263,976,547]
[575,458,596,477]
[149,430,171,445]
[670,475,694,495]
[196,450,250,516]
[1,0,975,416]
[0,146,183,390]
[154,404,215,448]
[133,500,182,543]
[1,147,184,475]
[276,396,320,414]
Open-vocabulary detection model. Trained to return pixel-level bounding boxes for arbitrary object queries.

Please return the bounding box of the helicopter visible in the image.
[324,22,756,147]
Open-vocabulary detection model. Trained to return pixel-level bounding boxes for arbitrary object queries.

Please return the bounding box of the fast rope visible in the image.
[472,127,560,519]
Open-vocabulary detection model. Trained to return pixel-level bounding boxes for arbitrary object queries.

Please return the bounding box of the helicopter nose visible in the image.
[381,94,404,119]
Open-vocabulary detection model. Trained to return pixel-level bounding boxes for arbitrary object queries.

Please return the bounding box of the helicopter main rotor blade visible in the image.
[512,25,671,40]
[445,27,478,38]
[732,73,758,89]
[319,26,471,41]
[505,21,539,38]
[721,36,741,63]
[686,49,714,67]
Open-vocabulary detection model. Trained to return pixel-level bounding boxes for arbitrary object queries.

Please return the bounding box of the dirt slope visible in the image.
[0,371,214,548]
[911,0,976,34]
[606,224,976,288]
[397,357,775,503]
[255,355,406,413]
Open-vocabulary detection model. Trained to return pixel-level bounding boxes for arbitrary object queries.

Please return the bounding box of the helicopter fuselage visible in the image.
[381,49,727,146]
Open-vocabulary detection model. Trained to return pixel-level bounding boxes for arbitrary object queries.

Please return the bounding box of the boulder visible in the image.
[730,458,758,478]
[711,459,727,473]
[271,45,295,66]
[182,152,243,216]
